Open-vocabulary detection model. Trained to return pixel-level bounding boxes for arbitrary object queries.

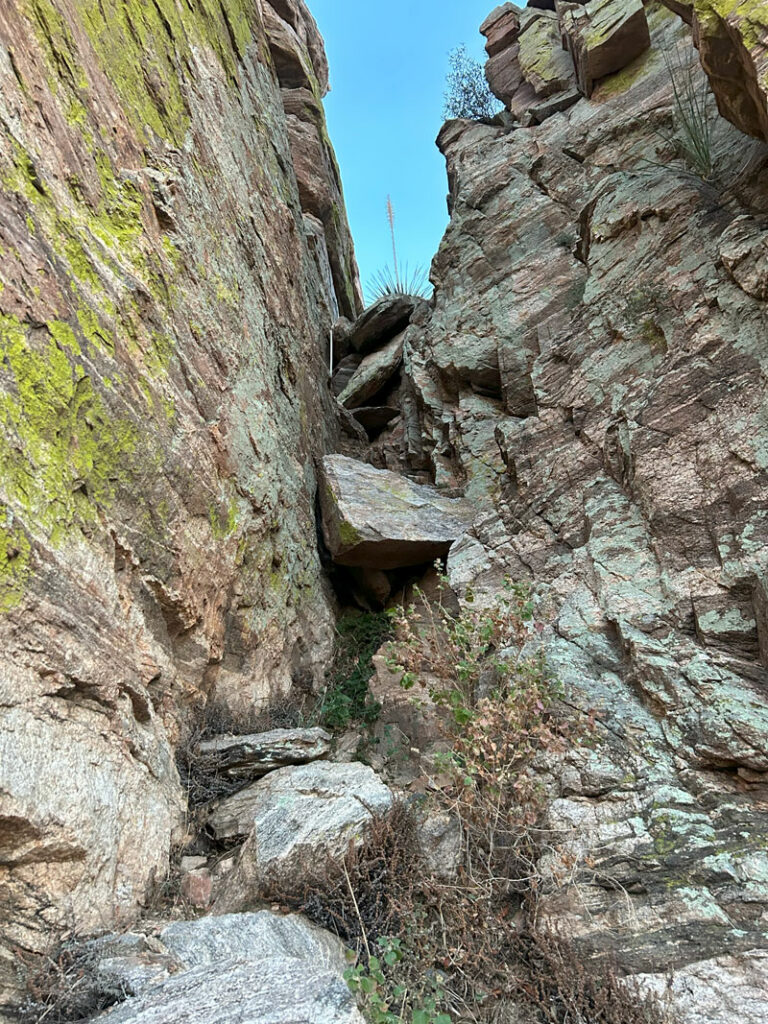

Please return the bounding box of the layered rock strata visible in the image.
[482,0,652,120]
[363,5,768,1019]
[0,0,359,1005]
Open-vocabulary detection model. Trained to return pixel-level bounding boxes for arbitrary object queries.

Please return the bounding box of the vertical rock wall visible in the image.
[0,0,359,1001]
[368,4,768,1018]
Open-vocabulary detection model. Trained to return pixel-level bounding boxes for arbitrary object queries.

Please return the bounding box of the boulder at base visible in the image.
[196,727,332,780]
[320,455,474,569]
[211,761,393,903]
[64,912,354,1024]
[99,957,362,1024]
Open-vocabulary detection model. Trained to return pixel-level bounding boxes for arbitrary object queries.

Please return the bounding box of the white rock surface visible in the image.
[98,957,363,1024]
[159,911,347,973]
[212,761,393,903]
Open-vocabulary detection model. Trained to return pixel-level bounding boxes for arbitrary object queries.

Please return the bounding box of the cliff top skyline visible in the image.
[313,0,495,298]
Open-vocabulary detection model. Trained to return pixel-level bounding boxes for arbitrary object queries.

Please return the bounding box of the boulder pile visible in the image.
[332,293,426,442]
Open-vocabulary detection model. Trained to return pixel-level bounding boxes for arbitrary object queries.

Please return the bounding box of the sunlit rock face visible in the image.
[0,0,359,1001]
[368,6,768,1019]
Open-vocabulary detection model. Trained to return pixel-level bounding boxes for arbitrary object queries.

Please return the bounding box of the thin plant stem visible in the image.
[387,195,399,290]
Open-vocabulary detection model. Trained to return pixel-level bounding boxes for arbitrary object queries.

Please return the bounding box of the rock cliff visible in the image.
[0,0,360,1005]
[353,2,768,1018]
[4,0,768,1022]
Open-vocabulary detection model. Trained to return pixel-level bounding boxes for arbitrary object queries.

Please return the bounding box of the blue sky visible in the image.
[311,0,495,302]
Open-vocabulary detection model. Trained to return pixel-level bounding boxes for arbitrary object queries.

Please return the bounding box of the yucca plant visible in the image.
[366,196,432,304]
[664,44,718,180]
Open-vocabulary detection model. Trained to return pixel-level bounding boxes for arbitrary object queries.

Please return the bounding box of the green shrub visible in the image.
[662,45,719,180]
[318,612,394,730]
[345,938,450,1024]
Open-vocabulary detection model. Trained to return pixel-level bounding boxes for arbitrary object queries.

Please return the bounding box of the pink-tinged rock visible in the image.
[181,869,213,910]
[480,3,522,56]
[486,43,526,107]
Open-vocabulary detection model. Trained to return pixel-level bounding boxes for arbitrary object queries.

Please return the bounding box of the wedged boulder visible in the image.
[320,455,474,570]
[197,727,332,780]
[561,0,651,98]
[518,9,576,98]
[692,0,768,141]
[348,295,419,355]
[99,957,363,1024]
[210,761,393,899]
[332,353,363,397]
[338,331,405,408]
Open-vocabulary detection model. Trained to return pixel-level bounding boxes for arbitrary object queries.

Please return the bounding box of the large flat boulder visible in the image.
[320,455,474,570]
[562,0,651,97]
[99,957,362,1024]
[210,761,393,901]
[197,727,332,780]
[347,295,418,355]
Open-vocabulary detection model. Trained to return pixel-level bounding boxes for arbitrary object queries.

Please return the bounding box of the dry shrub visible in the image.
[267,801,423,950]
[318,578,675,1024]
[17,942,127,1024]
[512,930,673,1024]
[176,695,310,811]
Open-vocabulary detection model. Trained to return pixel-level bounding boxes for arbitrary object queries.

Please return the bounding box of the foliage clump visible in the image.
[280,578,673,1024]
[442,45,501,122]
[318,611,395,730]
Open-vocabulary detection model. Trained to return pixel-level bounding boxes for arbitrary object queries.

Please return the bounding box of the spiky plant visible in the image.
[366,197,432,304]
[664,45,717,180]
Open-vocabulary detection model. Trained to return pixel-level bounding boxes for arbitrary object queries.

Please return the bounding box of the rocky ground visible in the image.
[2,0,768,1022]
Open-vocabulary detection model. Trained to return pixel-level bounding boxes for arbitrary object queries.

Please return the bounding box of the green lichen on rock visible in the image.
[595,47,653,99]
[0,313,139,553]
[67,0,259,145]
[209,494,239,540]
[337,519,362,548]
[696,0,768,48]
[23,0,89,95]
[0,507,31,612]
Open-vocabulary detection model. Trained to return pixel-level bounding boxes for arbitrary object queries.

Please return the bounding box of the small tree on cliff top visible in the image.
[442,45,501,121]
